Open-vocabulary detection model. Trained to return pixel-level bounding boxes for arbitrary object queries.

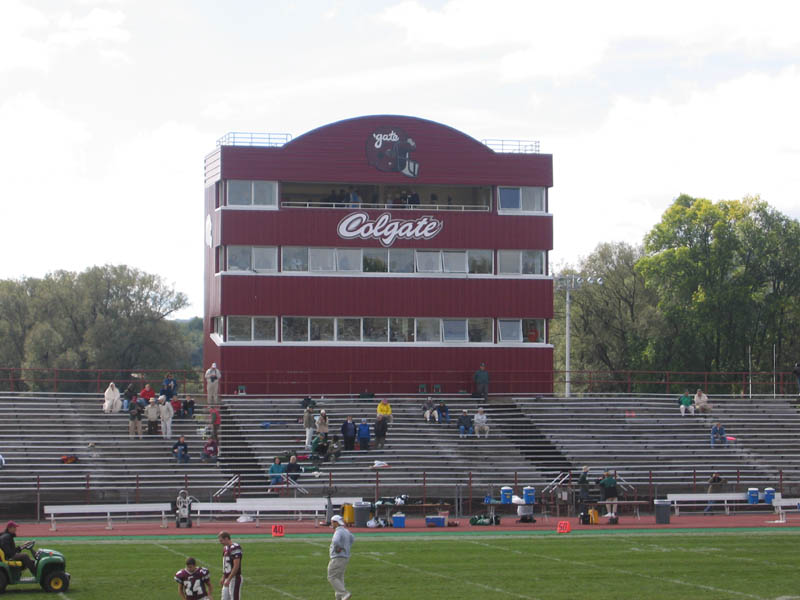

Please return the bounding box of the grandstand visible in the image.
[1,392,799,518]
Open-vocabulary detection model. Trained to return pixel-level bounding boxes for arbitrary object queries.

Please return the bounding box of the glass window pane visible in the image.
[442,319,467,342]
[468,250,492,274]
[282,317,308,341]
[363,248,388,272]
[309,248,335,271]
[498,250,521,274]
[227,316,251,341]
[253,317,276,341]
[363,317,388,342]
[253,181,276,206]
[521,186,545,211]
[228,180,251,205]
[416,250,442,272]
[498,187,520,210]
[416,318,441,342]
[389,249,414,273]
[337,249,361,272]
[337,318,361,341]
[282,247,308,271]
[498,319,522,342]
[443,251,467,273]
[310,318,335,341]
[468,318,493,342]
[227,246,251,271]
[522,318,545,343]
[389,318,415,342]
[253,247,277,272]
[522,250,545,275]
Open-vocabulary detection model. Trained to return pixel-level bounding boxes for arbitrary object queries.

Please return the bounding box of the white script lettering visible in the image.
[373,131,400,149]
[337,212,444,247]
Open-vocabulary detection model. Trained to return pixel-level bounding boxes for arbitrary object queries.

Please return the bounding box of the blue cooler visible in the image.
[747,488,759,504]
[523,486,536,504]
[764,488,775,504]
[425,516,445,527]
[392,513,406,528]
[500,486,513,504]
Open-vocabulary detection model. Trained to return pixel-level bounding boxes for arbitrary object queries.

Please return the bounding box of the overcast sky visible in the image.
[3,0,800,318]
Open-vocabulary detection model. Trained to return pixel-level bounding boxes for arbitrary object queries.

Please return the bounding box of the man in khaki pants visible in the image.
[204,363,221,406]
[327,515,354,600]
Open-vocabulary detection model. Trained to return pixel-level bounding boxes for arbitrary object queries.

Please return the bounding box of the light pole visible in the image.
[555,274,603,398]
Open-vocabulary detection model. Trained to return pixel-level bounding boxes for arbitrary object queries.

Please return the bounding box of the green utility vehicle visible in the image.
[0,540,70,593]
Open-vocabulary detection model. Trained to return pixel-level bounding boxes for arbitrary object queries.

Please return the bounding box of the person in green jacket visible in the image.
[678,389,695,416]
[596,471,618,517]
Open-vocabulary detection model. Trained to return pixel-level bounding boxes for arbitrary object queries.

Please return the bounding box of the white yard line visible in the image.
[467,540,767,600]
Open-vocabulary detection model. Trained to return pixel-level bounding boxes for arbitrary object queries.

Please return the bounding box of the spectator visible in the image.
[172,435,189,463]
[457,409,474,438]
[316,409,330,436]
[711,422,728,447]
[144,398,160,436]
[183,395,196,419]
[794,362,800,395]
[436,400,450,424]
[704,472,727,514]
[422,397,438,423]
[268,457,285,490]
[327,435,343,463]
[159,395,174,439]
[128,401,143,439]
[0,521,36,576]
[348,186,361,207]
[285,454,302,482]
[694,388,712,413]
[303,406,315,450]
[202,436,219,462]
[103,382,121,414]
[139,383,156,407]
[311,433,329,463]
[597,471,618,518]
[357,418,370,451]
[122,383,136,411]
[678,389,695,416]
[204,363,221,406]
[341,416,356,451]
[209,405,221,439]
[474,407,490,438]
[161,372,178,401]
[374,415,388,449]
[474,362,490,402]
[170,395,183,419]
[0,452,5,468]
[376,398,393,424]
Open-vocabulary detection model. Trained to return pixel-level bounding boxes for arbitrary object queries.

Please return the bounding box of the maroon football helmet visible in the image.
[366,127,419,178]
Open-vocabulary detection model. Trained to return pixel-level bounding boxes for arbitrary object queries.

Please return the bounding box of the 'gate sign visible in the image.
[337,212,443,247]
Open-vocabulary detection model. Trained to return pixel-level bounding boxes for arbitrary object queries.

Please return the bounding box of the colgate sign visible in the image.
[337,212,443,247]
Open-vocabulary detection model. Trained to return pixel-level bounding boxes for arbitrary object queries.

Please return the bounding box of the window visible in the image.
[227,316,252,341]
[227,180,278,207]
[282,247,308,271]
[363,318,388,341]
[498,187,521,210]
[363,248,388,272]
[498,319,523,342]
[213,316,224,337]
[337,318,361,341]
[416,318,441,342]
[498,186,545,212]
[522,250,545,275]
[442,319,467,342]
[389,318,415,342]
[521,187,545,212]
[443,251,467,273]
[389,249,414,273]
[282,317,308,341]
[522,318,545,343]
[498,251,521,274]
[337,248,361,271]
[498,250,547,275]
[253,317,276,341]
[468,318,493,342]
[309,248,335,271]
[416,250,442,272]
[227,246,252,271]
[468,250,492,274]
[310,318,335,341]
[253,247,277,272]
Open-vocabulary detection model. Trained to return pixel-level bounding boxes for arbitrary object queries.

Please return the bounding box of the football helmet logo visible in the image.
[366,127,419,178]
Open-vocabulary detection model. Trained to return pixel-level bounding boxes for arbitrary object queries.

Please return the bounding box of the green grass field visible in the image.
[10,529,800,600]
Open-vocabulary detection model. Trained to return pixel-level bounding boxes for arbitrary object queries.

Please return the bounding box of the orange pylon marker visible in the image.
[271,524,285,537]
[556,520,571,534]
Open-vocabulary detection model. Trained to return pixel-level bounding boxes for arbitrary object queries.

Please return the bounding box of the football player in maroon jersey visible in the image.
[218,531,243,600]
[174,557,213,600]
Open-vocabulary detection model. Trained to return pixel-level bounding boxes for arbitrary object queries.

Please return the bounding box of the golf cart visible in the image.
[0,540,70,593]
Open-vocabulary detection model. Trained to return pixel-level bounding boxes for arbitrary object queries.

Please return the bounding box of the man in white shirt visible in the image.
[204,363,222,406]
[474,407,490,438]
[327,515,354,600]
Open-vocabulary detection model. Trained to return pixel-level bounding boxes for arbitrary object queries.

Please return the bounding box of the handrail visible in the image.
[213,474,241,499]
[542,471,571,494]
[217,132,292,147]
[280,201,490,212]
[482,139,541,154]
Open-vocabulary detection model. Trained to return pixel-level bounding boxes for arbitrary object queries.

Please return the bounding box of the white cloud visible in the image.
[0,0,50,72]
[49,7,130,47]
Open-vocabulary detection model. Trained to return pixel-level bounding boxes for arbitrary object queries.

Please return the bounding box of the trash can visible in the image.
[764,488,775,504]
[500,486,513,504]
[747,488,759,504]
[353,501,371,527]
[523,486,536,504]
[654,499,670,524]
[392,513,405,528]
[342,503,354,525]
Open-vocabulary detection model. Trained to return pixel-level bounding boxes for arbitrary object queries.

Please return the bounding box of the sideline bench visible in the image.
[44,502,172,531]
[585,500,651,519]
[666,492,782,516]
[192,496,363,526]
[770,497,800,522]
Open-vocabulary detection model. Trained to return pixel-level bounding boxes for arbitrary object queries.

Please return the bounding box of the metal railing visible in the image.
[482,139,541,154]
[216,132,292,147]
[280,201,490,212]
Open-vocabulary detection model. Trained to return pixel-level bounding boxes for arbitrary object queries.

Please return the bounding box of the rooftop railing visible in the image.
[482,139,541,153]
[216,132,292,147]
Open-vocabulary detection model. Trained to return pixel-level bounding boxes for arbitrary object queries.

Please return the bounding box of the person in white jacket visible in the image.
[103,382,121,413]
[204,363,222,406]
[158,395,174,439]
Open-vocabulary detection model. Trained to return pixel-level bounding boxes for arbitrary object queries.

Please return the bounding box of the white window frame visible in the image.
[253,316,277,341]
[497,186,546,214]
[252,247,278,272]
[497,250,522,274]
[416,250,443,273]
[282,247,309,272]
[227,315,253,341]
[522,318,546,343]
[442,251,467,273]
[389,248,415,273]
[281,316,310,341]
[498,319,523,342]
[336,317,362,342]
[226,179,278,209]
[468,318,494,343]
[309,248,336,272]
[336,248,362,272]
[416,318,442,342]
[467,249,494,274]
[442,319,468,342]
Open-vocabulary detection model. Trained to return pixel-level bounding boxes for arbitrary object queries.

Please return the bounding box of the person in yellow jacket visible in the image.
[376,398,393,424]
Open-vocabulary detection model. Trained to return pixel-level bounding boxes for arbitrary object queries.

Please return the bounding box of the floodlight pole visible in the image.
[555,274,602,399]
[565,286,572,398]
